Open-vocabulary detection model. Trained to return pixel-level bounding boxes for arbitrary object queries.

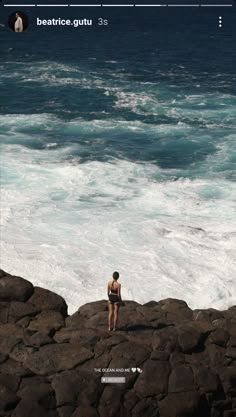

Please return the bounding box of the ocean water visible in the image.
[0,9,236,313]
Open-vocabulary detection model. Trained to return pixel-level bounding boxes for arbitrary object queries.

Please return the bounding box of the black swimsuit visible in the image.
[109,285,120,304]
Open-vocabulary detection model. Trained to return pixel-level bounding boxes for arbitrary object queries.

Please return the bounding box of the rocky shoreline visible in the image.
[0,269,236,417]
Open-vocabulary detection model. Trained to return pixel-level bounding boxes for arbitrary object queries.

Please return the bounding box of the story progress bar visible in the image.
[3,3,234,7]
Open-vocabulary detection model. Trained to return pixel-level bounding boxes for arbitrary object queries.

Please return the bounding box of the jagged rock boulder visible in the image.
[0,271,33,303]
[0,269,236,417]
[27,287,68,317]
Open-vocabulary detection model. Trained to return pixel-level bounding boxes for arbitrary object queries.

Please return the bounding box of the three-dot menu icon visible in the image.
[219,16,223,28]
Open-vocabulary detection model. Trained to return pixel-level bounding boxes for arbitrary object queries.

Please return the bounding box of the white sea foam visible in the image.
[0,113,191,140]
[1,146,236,314]
[113,91,159,115]
[46,143,58,148]
[1,60,236,312]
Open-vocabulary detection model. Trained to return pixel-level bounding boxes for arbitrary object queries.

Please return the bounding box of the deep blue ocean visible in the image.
[0,8,236,312]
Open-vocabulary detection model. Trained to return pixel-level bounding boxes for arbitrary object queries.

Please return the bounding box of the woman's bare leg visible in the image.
[113,304,119,330]
[108,302,113,331]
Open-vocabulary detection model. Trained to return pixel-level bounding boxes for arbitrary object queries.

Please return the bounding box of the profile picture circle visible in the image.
[8,11,29,32]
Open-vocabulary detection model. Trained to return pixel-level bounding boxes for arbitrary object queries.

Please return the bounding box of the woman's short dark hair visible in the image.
[113,271,119,280]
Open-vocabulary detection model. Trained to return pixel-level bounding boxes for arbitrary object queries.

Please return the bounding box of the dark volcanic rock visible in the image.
[0,383,20,412]
[0,273,33,302]
[11,399,57,417]
[71,406,99,417]
[8,301,40,322]
[157,298,193,321]
[134,359,170,396]
[168,365,195,393]
[159,391,201,417]
[177,325,203,353]
[24,343,94,375]
[0,324,24,354]
[0,270,235,417]
[0,302,9,324]
[17,382,56,409]
[27,310,65,333]
[0,270,7,278]
[23,330,53,347]
[0,373,20,392]
[193,366,220,393]
[51,371,79,407]
[28,286,68,317]
[208,328,229,347]
[152,326,178,352]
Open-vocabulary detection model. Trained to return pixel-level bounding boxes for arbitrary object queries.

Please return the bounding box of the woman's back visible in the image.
[108,280,120,293]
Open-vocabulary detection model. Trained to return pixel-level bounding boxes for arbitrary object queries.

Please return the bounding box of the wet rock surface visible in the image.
[0,269,235,417]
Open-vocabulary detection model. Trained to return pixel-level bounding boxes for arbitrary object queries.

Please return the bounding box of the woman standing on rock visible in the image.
[107,271,121,331]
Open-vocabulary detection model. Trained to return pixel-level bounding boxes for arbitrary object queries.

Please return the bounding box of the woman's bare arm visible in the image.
[118,284,121,299]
